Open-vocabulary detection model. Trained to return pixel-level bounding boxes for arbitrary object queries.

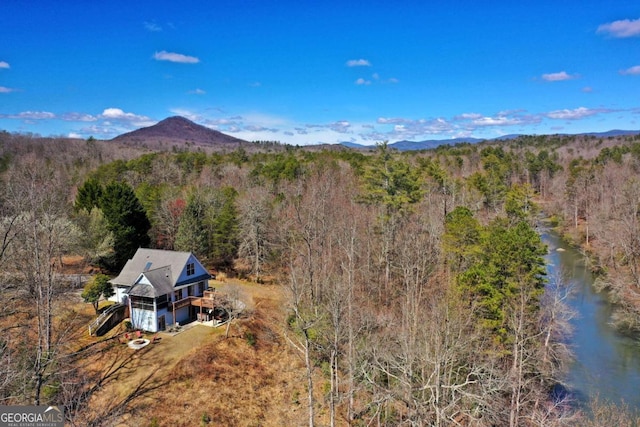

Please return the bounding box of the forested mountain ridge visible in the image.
[2,128,640,425]
[110,116,251,150]
[341,129,640,151]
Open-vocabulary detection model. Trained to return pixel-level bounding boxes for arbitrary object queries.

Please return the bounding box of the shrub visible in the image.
[244,331,257,347]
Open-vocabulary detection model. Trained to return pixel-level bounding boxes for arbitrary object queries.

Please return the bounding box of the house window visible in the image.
[156,294,168,310]
[130,296,154,311]
[174,290,181,301]
[186,263,195,276]
[198,282,204,295]
[187,286,194,297]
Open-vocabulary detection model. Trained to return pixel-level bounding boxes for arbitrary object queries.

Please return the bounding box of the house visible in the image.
[110,248,211,333]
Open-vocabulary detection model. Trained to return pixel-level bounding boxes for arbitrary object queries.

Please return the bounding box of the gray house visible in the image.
[110,248,211,332]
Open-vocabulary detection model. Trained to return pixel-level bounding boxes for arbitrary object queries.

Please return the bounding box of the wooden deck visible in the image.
[169,290,222,312]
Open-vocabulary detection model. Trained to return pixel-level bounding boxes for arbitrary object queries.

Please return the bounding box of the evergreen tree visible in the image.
[99,182,151,270]
[457,217,547,343]
[442,206,482,272]
[504,183,538,223]
[74,177,103,212]
[174,191,210,259]
[209,187,240,270]
[360,142,423,216]
[360,142,423,290]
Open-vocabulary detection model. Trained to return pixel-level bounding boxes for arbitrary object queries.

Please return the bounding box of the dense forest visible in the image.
[1,129,640,426]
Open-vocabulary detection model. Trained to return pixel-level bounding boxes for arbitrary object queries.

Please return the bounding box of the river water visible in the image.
[542,231,640,409]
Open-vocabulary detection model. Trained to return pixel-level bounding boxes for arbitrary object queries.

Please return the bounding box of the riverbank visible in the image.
[543,214,640,335]
[543,229,640,411]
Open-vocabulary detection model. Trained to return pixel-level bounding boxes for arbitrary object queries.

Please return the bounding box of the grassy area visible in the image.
[76,279,311,427]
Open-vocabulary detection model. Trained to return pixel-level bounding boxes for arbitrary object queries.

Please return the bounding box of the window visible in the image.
[156,294,168,310]
[198,282,204,295]
[130,296,154,311]
[174,290,181,301]
[186,262,195,276]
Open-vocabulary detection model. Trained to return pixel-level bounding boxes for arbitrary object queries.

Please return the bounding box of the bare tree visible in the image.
[4,156,77,405]
[238,187,272,282]
[615,177,640,288]
[539,269,576,377]
[286,260,320,427]
[153,192,185,250]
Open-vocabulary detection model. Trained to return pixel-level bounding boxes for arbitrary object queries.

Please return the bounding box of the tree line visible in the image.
[1,131,640,425]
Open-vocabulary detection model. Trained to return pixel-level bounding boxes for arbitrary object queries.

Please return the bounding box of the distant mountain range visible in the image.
[341,129,640,151]
[108,116,639,152]
[111,116,248,148]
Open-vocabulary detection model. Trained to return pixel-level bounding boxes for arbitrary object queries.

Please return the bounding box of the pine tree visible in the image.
[209,187,239,270]
[457,217,547,342]
[99,182,151,270]
[174,192,210,259]
[74,177,103,212]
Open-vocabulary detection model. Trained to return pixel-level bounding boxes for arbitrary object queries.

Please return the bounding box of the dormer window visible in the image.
[186,262,195,276]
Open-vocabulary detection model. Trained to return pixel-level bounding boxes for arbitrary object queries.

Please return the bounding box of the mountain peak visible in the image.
[111,116,248,148]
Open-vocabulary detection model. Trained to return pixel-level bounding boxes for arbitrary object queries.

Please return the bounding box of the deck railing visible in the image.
[88,303,124,336]
[168,294,220,311]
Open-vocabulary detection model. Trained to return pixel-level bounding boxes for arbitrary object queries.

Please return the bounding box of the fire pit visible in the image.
[127,338,150,350]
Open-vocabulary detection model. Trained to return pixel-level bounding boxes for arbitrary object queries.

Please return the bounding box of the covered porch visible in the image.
[168,290,229,325]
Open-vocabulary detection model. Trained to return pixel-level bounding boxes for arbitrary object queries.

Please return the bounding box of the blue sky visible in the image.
[1,1,639,145]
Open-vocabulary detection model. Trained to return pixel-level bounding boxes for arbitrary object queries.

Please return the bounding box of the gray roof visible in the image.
[127,266,174,298]
[111,248,210,298]
[110,248,193,286]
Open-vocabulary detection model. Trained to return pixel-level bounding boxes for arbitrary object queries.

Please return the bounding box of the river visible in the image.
[542,230,640,409]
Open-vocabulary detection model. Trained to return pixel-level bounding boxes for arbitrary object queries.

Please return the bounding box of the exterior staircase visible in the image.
[88,303,127,336]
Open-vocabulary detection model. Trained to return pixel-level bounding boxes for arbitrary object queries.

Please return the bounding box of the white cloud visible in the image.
[542,71,577,82]
[374,117,454,140]
[620,65,640,75]
[144,21,162,32]
[472,116,522,126]
[0,111,55,124]
[77,125,122,137]
[153,50,200,64]
[188,88,206,94]
[11,111,55,119]
[61,112,97,122]
[582,86,593,93]
[68,132,83,139]
[346,59,371,67]
[245,125,275,132]
[169,108,202,122]
[100,108,154,126]
[101,108,133,119]
[0,61,9,69]
[455,113,483,120]
[329,121,351,133]
[0,86,15,93]
[546,107,603,120]
[377,117,407,124]
[454,110,541,133]
[355,78,371,85]
[597,18,640,38]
